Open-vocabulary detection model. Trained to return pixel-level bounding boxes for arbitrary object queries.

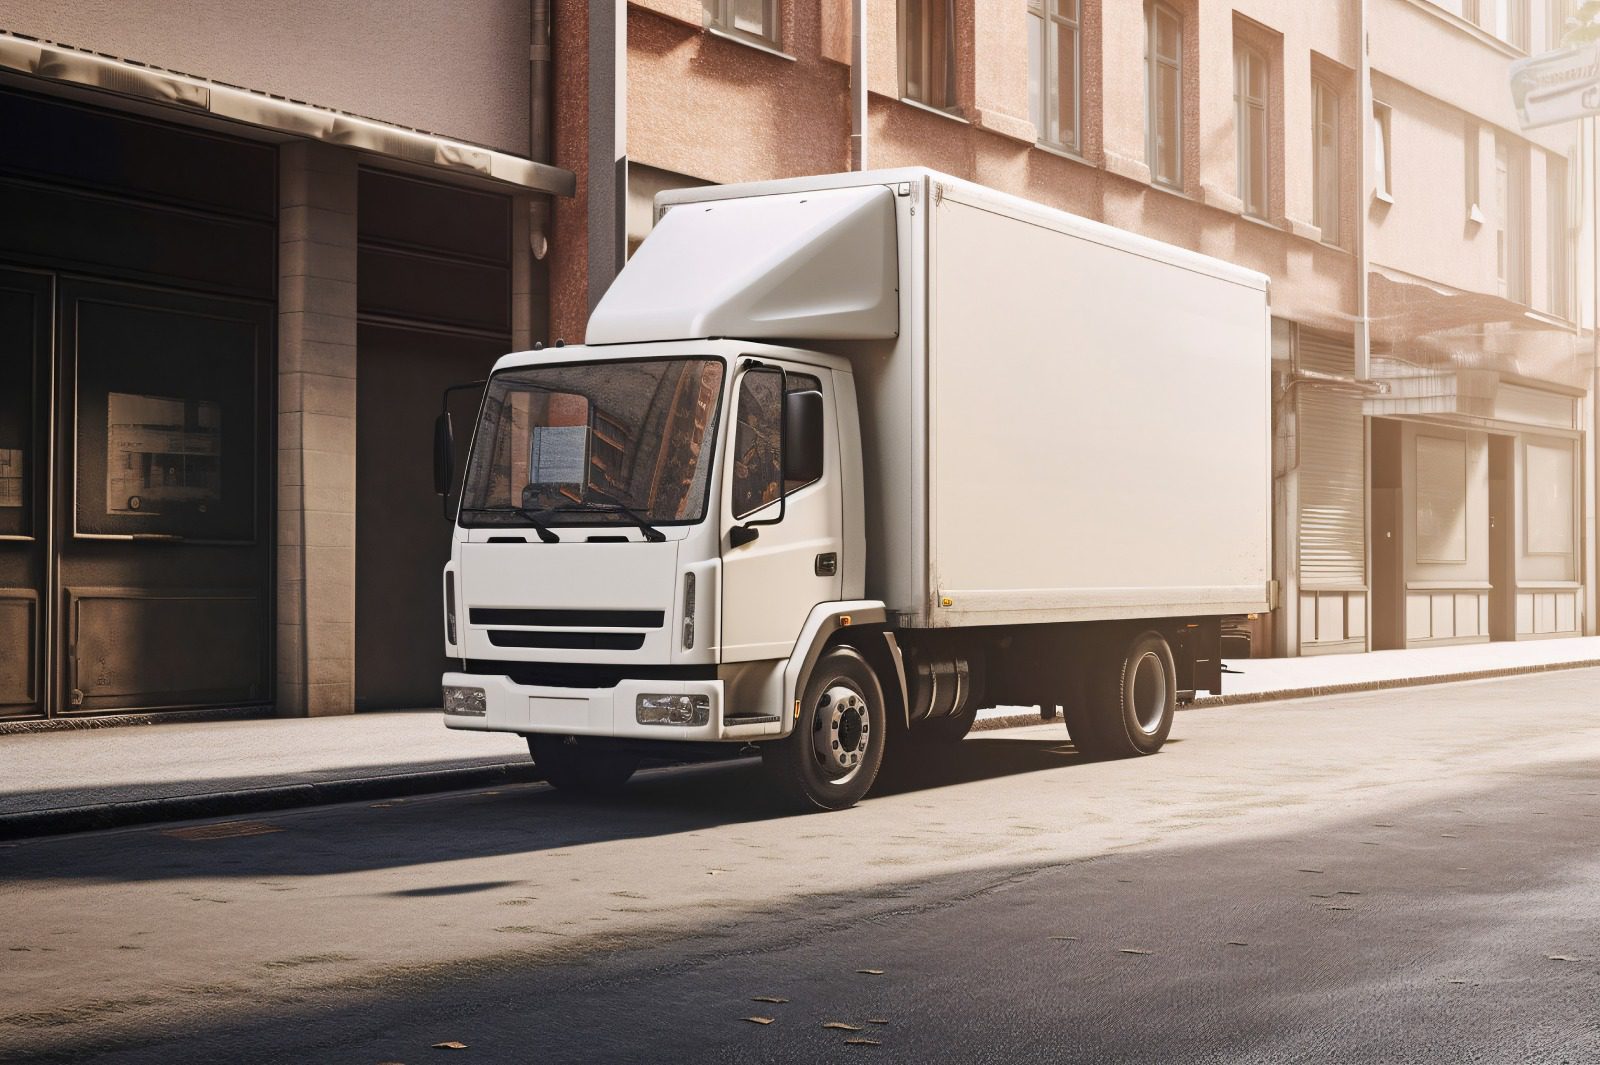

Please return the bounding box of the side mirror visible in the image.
[783,390,824,484]
[433,412,454,497]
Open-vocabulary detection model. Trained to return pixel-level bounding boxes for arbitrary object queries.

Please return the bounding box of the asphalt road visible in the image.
[2,669,1598,1064]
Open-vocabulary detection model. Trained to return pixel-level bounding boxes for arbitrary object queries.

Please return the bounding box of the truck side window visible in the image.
[731,370,821,519]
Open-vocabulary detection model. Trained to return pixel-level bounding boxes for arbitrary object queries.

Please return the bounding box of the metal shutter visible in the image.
[1297,329,1366,588]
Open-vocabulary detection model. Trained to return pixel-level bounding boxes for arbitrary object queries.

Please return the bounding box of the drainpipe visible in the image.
[529,0,552,259]
[1591,114,1600,635]
[851,0,868,170]
[1355,0,1371,382]
[587,0,627,315]
[1356,0,1374,655]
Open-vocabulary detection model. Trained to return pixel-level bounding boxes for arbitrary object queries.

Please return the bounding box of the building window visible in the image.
[1549,0,1575,48]
[1312,79,1340,243]
[1029,0,1082,151]
[902,0,957,110]
[1464,121,1482,223]
[1548,153,1570,317]
[1457,0,1531,47]
[705,0,780,46]
[1146,2,1183,188]
[1234,43,1268,219]
[1525,440,1574,555]
[1415,435,1468,565]
[1495,134,1528,303]
[1372,101,1393,203]
[1497,0,1529,49]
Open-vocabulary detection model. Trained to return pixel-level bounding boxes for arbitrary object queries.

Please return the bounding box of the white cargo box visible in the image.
[635,169,1272,629]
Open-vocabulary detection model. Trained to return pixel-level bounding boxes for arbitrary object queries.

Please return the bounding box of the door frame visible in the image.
[50,275,275,716]
[0,267,54,718]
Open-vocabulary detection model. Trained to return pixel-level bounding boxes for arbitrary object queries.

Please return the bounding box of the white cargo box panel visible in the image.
[649,169,1270,628]
[923,179,1271,626]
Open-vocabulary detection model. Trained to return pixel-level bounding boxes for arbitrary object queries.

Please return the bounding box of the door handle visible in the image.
[814,552,837,577]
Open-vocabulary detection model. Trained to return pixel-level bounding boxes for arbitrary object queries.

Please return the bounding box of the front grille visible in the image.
[462,659,716,689]
[470,608,665,628]
[487,630,645,651]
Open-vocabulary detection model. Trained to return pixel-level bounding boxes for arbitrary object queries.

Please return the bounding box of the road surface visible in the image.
[2,669,1597,1063]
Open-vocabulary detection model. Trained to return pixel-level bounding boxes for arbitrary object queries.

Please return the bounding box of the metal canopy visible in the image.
[0,32,575,197]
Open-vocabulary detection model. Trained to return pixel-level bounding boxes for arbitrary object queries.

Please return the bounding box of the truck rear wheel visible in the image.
[1073,631,1176,760]
[528,736,639,794]
[762,645,886,811]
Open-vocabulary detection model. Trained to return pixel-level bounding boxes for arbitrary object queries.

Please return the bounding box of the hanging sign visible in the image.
[1510,45,1600,130]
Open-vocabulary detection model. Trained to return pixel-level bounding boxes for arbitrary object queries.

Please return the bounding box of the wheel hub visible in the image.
[1131,651,1167,734]
[813,684,870,780]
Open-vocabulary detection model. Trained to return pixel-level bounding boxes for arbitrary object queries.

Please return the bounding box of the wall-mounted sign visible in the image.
[104,393,222,517]
[1510,45,1600,130]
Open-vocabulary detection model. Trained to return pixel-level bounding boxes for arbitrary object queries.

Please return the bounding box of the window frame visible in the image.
[900,0,958,111]
[704,0,782,49]
[729,367,823,522]
[1028,0,1082,153]
[1234,41,1269,220]
[1311,77,1340,244]
[1146,1,1184,190]
[1372,101,1394,204]
[1494,133,1529,304]
[1546,151,1570,317]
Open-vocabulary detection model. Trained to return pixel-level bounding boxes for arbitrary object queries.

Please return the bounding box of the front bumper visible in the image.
[442,670,772,742]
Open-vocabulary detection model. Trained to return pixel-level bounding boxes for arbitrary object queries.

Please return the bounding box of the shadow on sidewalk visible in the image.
[0,731,1105,883]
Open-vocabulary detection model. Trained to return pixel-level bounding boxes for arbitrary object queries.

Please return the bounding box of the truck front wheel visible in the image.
[763,645,886,811]
[1073,631,1176,760]
[528,736,639,794]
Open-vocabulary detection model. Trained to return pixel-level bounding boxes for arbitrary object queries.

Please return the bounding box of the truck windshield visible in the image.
[459,357,726,528]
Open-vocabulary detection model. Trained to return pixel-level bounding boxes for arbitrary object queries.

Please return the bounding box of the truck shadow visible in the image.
[0,731,1121,884]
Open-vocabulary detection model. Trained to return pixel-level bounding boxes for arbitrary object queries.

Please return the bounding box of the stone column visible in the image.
[277,141,358,717]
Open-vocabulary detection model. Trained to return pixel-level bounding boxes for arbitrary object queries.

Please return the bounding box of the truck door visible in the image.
[720,362,842,661]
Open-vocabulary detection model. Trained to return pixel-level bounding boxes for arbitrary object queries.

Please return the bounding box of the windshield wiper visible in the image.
[460,505,560,543]
[550,492,666,543]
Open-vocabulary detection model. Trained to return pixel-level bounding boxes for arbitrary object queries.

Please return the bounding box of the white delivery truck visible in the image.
[436,168,1270,811]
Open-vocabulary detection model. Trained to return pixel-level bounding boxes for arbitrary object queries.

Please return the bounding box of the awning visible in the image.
[0,32,575,197]
[1367,263,1591,391]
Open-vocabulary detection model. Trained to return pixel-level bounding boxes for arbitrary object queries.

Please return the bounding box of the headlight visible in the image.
[443,685,487,716]
[636,693,710,726]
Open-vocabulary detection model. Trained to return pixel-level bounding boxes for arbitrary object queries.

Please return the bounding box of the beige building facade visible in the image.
[0,1,1594,727]
[571,0,1598,657]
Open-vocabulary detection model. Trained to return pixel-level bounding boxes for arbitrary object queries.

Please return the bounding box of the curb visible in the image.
[971,657,1600,733]
[0,761,545,842]
[0,706,271,736]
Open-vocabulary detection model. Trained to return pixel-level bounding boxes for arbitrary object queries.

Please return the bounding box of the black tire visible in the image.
[528,735,639,794]
[1076,630,1176,759]
[762,645,886,811]
[1058,665,1100,756]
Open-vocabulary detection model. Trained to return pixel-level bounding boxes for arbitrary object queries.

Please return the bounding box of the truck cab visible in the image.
[441,338,866,738]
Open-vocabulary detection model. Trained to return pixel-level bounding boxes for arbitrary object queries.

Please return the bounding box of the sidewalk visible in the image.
[3,637,1598,840]
[0,711,536,840]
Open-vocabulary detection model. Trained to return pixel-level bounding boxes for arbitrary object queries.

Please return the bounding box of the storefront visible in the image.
[0,47,572,719]
[0,89,277,717]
